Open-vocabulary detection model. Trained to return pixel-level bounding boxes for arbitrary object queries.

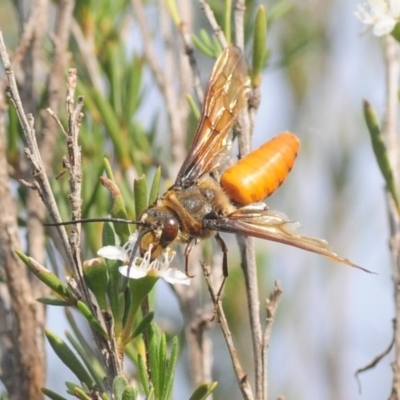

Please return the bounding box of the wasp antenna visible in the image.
[44,217,143,227]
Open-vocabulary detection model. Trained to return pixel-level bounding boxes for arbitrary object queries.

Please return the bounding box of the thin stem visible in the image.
[233,13,266,397]
[0,33,123,390]
[382,35,400,399]
[234,0,245,50]
[263,281,283,396]
[199,0,228,48]
[224,0,232,44]
[202,263,254,400]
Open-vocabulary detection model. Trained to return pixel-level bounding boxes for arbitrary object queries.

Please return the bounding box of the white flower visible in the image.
[97,233,191,285]
[355,0,400,36]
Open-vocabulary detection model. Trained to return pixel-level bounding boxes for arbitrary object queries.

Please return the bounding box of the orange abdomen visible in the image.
[220,132,300,205]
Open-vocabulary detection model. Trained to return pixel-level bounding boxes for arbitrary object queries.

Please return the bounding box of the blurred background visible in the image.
[0,0,394,399]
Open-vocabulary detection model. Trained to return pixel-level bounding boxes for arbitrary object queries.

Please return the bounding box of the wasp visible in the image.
[135,45,369,276]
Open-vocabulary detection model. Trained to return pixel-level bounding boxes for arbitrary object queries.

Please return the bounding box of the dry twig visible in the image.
[381,35,400,399]
[198,0,228,49]
[202,263,254,400]
[0,32,123,391]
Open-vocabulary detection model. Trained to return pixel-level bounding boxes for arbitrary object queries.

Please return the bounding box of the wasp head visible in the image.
[138,207,179,259]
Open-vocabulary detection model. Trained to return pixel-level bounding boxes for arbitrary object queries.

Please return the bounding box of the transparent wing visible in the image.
[175,45,249,188]
[204,205,372,273]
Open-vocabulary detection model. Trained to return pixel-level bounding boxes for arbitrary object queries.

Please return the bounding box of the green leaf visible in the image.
[108,42,123,116]
[65,309,93,355]
[91,88,129,167]
[148,167,162,205]
[129,312,154,342]
[104,157,116,182]
[223,0,232,44]
[391,22,400,43]
[146,388,155,400]
[134,175,148,217]
[122,276,158,344]
[192,31,221,58]
[363,100,400,211]
[268,1,293,23]
[166,0,181,26]
[45,329,94,389]
[158,334,167,400]
[251,5,267,88]
[101,175,131,242]
[113,375,129,400]
[189,383,218,400]
[162,336,179,400]
[138,354,150,395]
[41,388,68,400]
[105,250,125,335]
[189,385,209,400]
[125,56,144,119]
[102,220,117,247]
[36,297,71,306]
[186,94,201,121]
[73,386,91,400]
[16,251,75,304]
[122,386,137,400]
[83,258,108,310]
[77,300,108,338]
[66,331,106,392]
[148,324,161,399]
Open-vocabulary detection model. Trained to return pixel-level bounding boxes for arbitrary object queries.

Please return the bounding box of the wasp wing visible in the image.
[203,206,372,273]
[175,46,249,188]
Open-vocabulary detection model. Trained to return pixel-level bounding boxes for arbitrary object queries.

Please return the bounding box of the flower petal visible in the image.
[97,245,126,261]
[119,265,148,279]
[389,0,400,17]
[160,268,191,285]
[373,16,397,35]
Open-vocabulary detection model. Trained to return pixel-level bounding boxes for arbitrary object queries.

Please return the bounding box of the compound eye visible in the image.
[160,218,179,247]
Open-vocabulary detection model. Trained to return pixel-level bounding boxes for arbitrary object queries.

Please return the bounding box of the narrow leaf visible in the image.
[122,386,137,400]
[83,258,108,310]
[100,176,131,242]
[162,336,179,400]
[158,334,167,400]
[45,329,94,389]
[129,312,154,341]
[66,331,106,392]
[251,5,267,88]
[165,0,181,26]
[186,94,201,121]
[148,325,161,398]
[41,388,68,400]
[134,175,148,217]
[363,100,400,211]
[138,354,150,395]
[148,167,162,205]
[392,22,400,43]
[189,383,218,400]
[122,277,158,344]
[36,297,71,306]
[77,300,108,337]
[16,251,74,303]
[73,386,91,400]
[113,375,129,400]
[224,0,232,44]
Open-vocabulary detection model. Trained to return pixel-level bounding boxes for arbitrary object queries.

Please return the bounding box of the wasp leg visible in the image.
[213,233,229,305]
[215,233,228,277]
[184,238,197,277]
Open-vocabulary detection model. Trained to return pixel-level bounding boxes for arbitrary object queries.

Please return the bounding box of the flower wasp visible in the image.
[133,45,370,277]
[53,45,369,277]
